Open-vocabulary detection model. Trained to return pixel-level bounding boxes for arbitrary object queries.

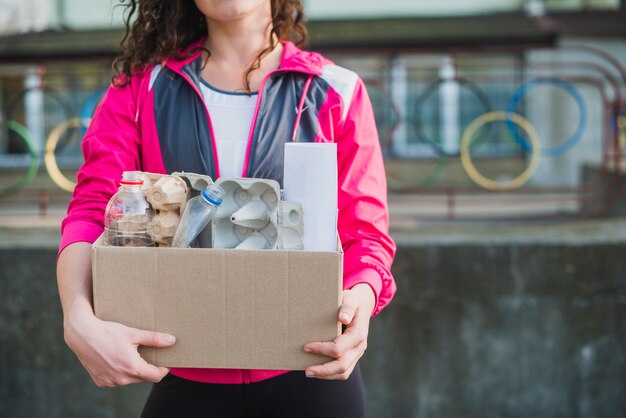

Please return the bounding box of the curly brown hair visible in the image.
[112,0,307,91]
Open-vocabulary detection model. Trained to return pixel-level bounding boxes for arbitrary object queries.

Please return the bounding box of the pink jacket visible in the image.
[60,40,396,384]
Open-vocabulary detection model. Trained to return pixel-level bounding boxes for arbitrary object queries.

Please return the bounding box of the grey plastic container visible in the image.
[211,178,303,250]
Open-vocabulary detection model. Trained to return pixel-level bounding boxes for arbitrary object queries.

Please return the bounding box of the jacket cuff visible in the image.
[58,220,104,258]
[343,267,382,317]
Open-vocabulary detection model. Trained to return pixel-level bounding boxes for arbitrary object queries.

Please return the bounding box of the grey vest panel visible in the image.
[154,61,330,186]
[153,66,217,178]
[247,73,330,185]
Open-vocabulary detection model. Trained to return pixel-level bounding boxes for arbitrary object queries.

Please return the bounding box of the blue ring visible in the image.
[506,77,587,157]
[80,87,107,134]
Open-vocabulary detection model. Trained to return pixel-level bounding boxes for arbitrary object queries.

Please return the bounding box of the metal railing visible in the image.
[1,44,625,220]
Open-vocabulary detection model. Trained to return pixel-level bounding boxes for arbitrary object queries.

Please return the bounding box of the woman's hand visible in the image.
[58,242,176,387]
[64,304,176,387]
[303,283,375,380]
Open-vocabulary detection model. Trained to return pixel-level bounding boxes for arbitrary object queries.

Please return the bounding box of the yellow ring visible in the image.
[44,118,91,193]
[460,111,541,191]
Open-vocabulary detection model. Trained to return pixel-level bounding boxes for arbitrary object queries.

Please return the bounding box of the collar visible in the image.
[165,38,326,76]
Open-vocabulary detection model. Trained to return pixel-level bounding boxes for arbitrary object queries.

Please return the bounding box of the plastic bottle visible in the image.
[103,171,155,247]
[172,184,224,248]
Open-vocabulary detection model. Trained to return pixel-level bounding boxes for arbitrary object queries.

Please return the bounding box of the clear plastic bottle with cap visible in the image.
[172,184,225,248]
[103,171,155,247]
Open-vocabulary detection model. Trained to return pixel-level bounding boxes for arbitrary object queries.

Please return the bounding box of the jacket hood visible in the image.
[165,38,327,76]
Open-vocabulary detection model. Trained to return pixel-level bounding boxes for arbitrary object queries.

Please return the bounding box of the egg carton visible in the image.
[140,172,213,247]
[211,178,303,250]
[171,172,214,193]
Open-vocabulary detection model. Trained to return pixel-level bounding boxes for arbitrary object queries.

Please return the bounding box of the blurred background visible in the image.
[1,0,625,417]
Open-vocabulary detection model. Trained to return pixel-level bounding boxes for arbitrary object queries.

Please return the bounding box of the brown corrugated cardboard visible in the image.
[92,235,342,370]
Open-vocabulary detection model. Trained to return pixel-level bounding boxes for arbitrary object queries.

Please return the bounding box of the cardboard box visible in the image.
[92,235,342,370]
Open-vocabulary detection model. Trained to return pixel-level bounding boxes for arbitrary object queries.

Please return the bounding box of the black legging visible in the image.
[141,364,365,418]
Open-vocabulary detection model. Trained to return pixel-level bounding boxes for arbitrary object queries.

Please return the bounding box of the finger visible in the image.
[134,362,170,383]
[306,341,366,380]
[92,369,151,387]
[103,363,169,386]
[130,329,176,348]
[303,328,362,358]
[312,362,358,382]
[338,291,359,325]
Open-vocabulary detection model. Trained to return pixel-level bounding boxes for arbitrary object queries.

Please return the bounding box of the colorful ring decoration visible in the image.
[0,120,39,197]
[461,111,541,191]
[44,118,91,193]
[507,77,587,157]
[80,88,107,135]
[365,84,401,151]
[80,88,107,120]
[6,86,76,154]
[413,77,493,157]
[384,119,451,189]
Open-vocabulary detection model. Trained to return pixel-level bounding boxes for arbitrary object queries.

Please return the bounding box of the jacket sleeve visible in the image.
[336,77,397,316]
[58,80,142,257]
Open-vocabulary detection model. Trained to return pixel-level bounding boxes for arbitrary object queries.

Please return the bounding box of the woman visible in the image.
[57,0,396,416]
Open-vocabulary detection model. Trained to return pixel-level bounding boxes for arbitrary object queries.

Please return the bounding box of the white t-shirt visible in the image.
[199,80,257,179]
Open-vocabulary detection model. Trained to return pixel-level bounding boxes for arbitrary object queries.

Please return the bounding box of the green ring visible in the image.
[0,120,39,197]
[388,117,450,189]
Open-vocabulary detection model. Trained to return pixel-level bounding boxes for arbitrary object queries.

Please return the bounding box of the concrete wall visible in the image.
[367,238,626,417]
[0,248,149,418]
[2,224,625,417]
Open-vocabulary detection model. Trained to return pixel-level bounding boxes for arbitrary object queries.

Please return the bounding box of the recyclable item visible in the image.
[235,231,273,250]
[92,234,343,370]
[94,172,334,370]
[284,143,337,251]
[171,172,213,192]
[230,200,271,229]
[211,178,303,250]
[277,201,304,250]
[172,184,225,248]
[140,172,156,191]
[212,178,280,249]
[142,172,202,247]
[147,210,180,247]
[145,175,189,212]
[103,171,155,247]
